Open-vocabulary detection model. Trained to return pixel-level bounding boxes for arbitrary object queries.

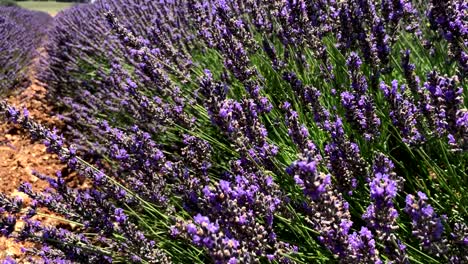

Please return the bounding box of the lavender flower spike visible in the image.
[405,192,448,257]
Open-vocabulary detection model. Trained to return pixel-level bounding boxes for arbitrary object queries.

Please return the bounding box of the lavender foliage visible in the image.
[0,0,467,263]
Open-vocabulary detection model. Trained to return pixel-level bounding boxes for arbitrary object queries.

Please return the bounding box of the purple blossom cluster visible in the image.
[427,0,468,75]
[335,0,416,70]
[323,118,368,195]
[287,136,381,263]
[282,72,330,128]
[422,71,466,150]
[379,79,424,145]
[281,109,379,261]
[379,51,467,150]
[406,192,445,247]
[364,154,401,237]
[39,0,193,150]
[404,191,468,263]
[0,101,170,263]
[363,154,408,263]
[341,52,381,141]
[172,172,291,263]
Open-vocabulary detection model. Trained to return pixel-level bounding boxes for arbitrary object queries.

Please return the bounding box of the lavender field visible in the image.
[0,0,467,263]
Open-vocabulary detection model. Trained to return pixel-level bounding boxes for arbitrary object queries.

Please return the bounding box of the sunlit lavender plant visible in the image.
[0,0,467,263]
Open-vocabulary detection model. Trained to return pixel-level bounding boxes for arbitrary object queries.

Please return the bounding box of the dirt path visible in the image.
[0,80,64,260]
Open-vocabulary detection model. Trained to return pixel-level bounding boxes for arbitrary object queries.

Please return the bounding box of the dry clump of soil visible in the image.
[0,80,65,261]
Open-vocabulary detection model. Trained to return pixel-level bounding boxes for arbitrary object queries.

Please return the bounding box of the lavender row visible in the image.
[0,0,467,263]
[0,6,52,93]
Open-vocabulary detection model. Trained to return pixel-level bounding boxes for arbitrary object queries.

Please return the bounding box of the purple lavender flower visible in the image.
[348,227,382,263]
[282,102,310,151]
[422,71,465,149]
[286,129,358,260]
[313,191,355,259]
[172,169,291,263]
[262,39,284,70]
[427,0,467,74]
[370,18,391,67]
[405,192,448,256]
[287,141,330,200]
[342,52,381,141]
[363,154,409,263]
[401,50,421,96]
[324,118,368,195]
[449,222,468,263]
[282,71,330,127]
[0,101,172,263]
[98,122,172,205]
[380,80,424,145]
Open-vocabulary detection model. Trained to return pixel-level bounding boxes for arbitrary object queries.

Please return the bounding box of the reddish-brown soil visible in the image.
[0,80,64,261]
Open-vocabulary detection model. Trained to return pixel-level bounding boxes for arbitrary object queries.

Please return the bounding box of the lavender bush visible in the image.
[0,6,52,93]
[1,0,467,263]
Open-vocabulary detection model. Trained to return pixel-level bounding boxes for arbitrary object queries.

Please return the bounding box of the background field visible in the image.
[17,1,75,16]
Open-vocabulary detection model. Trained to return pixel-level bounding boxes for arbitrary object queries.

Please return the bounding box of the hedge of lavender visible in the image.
[1,0,467,263]
[38,0,187,148]
[38,0,162,100]
[0,6,52,93]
